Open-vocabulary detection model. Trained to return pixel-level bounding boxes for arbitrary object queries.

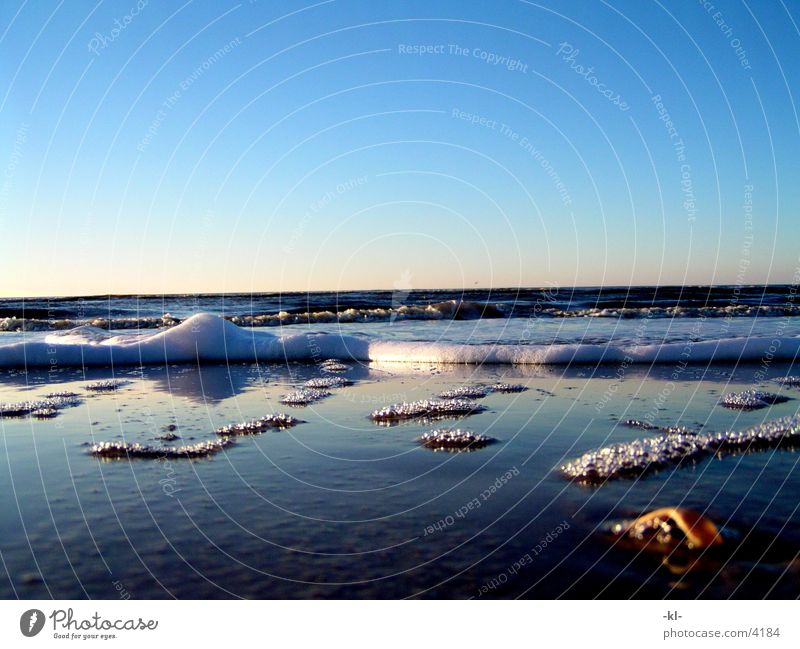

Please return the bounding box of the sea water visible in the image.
[1,287,799,598]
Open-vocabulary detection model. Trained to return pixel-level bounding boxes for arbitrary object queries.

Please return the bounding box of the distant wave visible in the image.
[2,300,799,332]
[1,313,799,368]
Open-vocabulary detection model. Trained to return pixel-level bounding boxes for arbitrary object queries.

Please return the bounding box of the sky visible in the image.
[0,0,798,297]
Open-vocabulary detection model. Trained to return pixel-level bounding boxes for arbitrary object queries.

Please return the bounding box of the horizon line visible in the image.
[0,281,793,301]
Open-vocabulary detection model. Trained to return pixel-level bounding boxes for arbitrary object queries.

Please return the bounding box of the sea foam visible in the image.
[561,415,800,483]
[1,313,800,368]
[417,429,496,451]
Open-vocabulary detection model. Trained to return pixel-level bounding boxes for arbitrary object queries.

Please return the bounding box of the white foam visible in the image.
[279,388,330,406]
[1,312,799,368]
[417,429,496,451]
[0,395,82,417]
[719,390,790,410]
[371,399,486,422]
[215,414,301,435]
[304,376,352,388]
[561,415,800,483]
[90,438,233,459]
[438,386,490,399]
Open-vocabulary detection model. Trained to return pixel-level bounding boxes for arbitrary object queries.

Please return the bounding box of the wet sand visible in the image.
[1,360,799,598]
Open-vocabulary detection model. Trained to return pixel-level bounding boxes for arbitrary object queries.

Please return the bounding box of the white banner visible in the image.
[0,600,796,647]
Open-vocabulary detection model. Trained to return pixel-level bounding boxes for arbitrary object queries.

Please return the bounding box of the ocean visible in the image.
[1,285,799,598]
[2,285,798,332]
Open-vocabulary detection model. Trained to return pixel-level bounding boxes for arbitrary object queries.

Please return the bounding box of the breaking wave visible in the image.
[2,285,797,333]
[0,300,507,332]
[3,301,800,332]
[0,313,799,368]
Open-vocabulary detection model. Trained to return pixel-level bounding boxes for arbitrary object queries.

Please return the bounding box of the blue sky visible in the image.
[0,0,798,296]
